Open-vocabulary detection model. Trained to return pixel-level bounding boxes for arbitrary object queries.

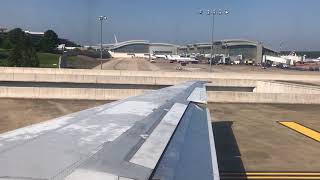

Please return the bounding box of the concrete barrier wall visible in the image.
[0,71,258,87]
[1,67,320,83]
[206,79,257,87]
[254,81,320,94]
[1,86,320,104]
[1,67,320,104]
[1,71,320,87]
[207,91,320,104]
[0,87,150,101]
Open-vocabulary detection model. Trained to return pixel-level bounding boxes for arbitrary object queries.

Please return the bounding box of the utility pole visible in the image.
[98,16,108,70]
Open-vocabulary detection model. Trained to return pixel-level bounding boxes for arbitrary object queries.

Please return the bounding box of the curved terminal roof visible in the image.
[107,39,277,52]
[150,43,179,47]
[109,40,178,50]
[185,39,277,52]
[188,39,259,47]
[111,40,150,49]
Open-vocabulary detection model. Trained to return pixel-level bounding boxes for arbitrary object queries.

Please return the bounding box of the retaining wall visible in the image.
[0,67,320,85]
[0,87,149,101]
[207,91,320,104]
[1,67,320,104]
[254,81,320,94]
[1,86,320,104]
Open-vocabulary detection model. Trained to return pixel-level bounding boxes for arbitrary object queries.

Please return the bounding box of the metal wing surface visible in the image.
[0,81,219,180]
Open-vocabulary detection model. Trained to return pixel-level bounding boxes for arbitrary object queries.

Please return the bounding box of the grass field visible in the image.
[37,53,60,68]
[0,49,60,68]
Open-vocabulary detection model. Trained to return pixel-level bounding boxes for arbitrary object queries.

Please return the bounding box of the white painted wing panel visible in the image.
[187,86,207,104]
[130,103,188,169]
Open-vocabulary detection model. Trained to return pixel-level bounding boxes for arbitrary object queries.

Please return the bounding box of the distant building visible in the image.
[179,39,278,64]
[24,31,45,36]
[0,28,8,33]
[98,39,278,62]
[57,44,79,51]
[107,40,178,58]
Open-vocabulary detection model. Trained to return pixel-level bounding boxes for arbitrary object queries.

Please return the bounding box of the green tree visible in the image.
[8,28,25,46]
[40,30,59,52]
[1,38,12,49]
[22,46,39,67]
[8,34,39,67]
[8,44,22,66]
[0,36,3,47]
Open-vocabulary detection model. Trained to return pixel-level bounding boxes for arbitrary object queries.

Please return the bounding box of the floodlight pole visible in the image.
[98,16,107,70]
[210,14,215,72]
[280,41,284,55]
[100,19,103,69]
[200,9,229,72]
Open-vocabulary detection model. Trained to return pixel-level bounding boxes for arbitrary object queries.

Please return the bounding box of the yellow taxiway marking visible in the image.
[221,172,320,179]
[221,176,320,180]
[279,121,320,142]
[221,172,320,176]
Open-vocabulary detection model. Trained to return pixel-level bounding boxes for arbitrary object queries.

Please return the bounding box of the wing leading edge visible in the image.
[0,81,219,180]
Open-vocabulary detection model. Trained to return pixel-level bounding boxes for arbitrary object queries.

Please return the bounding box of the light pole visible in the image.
[280,41,284,55]
[200,9,229,72]
[98,16,108,70]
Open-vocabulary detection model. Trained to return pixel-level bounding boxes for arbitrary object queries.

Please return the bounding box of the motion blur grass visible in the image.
[37,53,60,68]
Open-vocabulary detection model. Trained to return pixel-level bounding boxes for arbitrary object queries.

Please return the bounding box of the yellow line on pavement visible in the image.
[221,176,320,179]
[279,121,320,142]
[221,172,320,176]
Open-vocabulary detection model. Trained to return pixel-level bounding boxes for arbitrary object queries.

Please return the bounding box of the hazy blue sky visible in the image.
[1,0,319,50]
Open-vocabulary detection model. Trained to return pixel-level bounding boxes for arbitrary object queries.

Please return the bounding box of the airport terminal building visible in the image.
[108,40,178,58]
[178,39,278,64]
[107,39,277,64]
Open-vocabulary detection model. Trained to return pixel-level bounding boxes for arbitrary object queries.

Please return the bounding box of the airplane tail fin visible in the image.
[114,34,118,44]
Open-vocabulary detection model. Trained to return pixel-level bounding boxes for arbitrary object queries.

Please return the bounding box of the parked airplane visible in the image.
[165,55,198,63]
[0,81,219,180]
[153,54,167,59]
[280,51,303,64]
[308,56,320,62]
[264,51,304,66]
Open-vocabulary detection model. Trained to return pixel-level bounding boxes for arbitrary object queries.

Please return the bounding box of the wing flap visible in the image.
[130,103,188,169]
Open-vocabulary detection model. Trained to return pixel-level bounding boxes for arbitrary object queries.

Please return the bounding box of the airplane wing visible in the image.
[0,81,219,180]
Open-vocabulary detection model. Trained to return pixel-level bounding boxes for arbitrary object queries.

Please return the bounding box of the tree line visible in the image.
[0,28,59,67]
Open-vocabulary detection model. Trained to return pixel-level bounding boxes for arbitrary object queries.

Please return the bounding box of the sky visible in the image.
[1,0,320,51]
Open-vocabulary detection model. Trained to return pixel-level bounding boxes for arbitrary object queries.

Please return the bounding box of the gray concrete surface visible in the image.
[96,58,160,71]
[210,103,320,172]
[0,99,107,134]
